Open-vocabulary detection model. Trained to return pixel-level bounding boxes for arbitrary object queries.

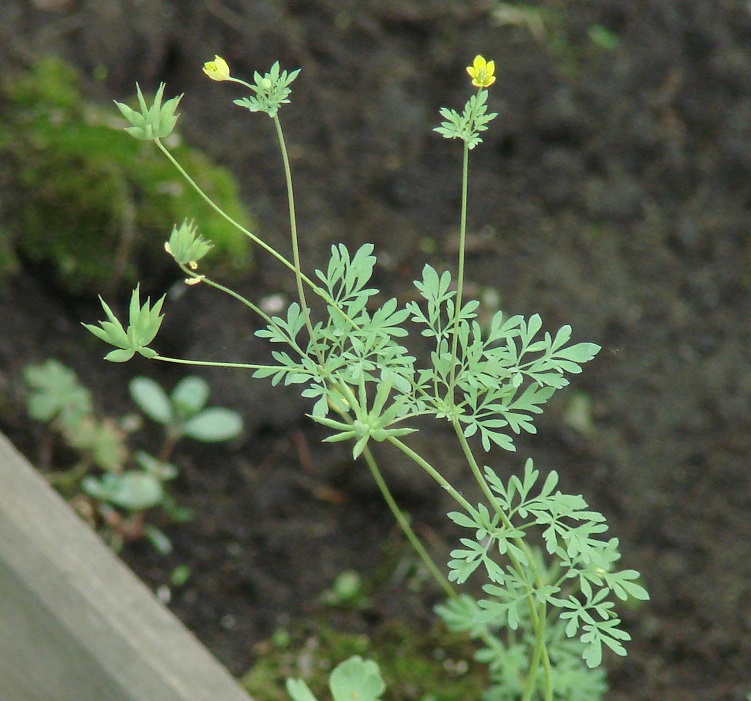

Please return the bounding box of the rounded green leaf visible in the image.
[109,472,163,510]
[129,376,172,424]
[83,472,163,510]
[81,475,109,502]
[171,376,210,418]
[329,656,385,701]
[105,348,136,363]
[181,407,243,442]
[286,678,318,701]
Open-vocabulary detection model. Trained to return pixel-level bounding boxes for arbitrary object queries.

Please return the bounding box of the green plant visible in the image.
[129,373,244,447]
[0,57,252,294]
[243,621,485,701]
[23,359,242,552]
[86,54,647,699]
[287,656,385,701]
[320,570,369,609]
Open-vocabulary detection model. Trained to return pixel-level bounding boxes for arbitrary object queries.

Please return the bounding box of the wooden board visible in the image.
[0,432,254,701]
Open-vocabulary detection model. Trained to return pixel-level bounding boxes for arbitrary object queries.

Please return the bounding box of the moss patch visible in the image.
[0,57,253,295]
[241,620,487,701]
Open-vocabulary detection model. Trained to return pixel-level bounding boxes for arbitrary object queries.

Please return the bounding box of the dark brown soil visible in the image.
[1,2,751,700]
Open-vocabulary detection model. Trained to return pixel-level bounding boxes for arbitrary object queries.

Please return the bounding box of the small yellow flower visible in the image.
[203,55,231,82]
[466,55,496,88]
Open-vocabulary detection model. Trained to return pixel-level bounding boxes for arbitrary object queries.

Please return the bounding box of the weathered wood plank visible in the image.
[0,432,254,701]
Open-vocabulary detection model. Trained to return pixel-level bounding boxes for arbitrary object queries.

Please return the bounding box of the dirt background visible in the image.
[1,1,750,699]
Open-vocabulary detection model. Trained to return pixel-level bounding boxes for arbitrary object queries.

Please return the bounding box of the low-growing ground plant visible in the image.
[242,620,485,701]
[86,53,648,699]
[23,359,242,553]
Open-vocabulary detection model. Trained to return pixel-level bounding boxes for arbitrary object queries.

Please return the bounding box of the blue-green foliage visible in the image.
[252,242,646,695]
[82,53,647,696]
[255,243,597,461]
[440,458,647,688]
[435,89,498,149]
[234,61,301,118]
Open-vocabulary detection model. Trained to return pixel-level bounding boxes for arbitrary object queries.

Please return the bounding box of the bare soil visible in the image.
[1,1,750,699]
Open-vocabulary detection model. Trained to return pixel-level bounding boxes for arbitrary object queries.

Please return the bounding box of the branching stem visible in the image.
[451,420,552,701]
[360,443,456,599]
[155,137,327,301]
[387,436,474,514]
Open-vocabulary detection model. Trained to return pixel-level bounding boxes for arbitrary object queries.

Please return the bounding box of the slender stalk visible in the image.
[327,396,455,599]
[153,355,279,371]
[181,268,272,324]
[390,430,551,698]
[451,420,552,700]
[272,114,322,364]
[180,268,308,359]
[154,138,326,300]
[541,643,553,700]
[157,135,359,336]
[448,140,470,396]
[386,436,474,514]
[360,444,456,599]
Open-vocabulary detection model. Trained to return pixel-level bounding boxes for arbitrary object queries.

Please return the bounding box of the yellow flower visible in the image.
[466,55,496,88]
[203,55,231,82]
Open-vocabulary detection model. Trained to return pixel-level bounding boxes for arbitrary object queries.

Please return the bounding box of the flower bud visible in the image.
[203,55,231,82]
[165,219,212,267]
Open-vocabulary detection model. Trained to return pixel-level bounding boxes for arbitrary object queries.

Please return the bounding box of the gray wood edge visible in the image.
[0,431,254,701]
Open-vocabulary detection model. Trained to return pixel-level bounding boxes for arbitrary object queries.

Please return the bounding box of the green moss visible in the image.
[240,620,487,701]
[0,57,252,294]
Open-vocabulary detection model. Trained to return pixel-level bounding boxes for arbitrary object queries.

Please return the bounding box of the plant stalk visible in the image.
[361,444,456,599]
[448,141,470,396]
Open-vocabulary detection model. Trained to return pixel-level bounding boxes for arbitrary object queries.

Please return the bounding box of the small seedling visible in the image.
[129,374,244,449]
[23,360,242,552]
[287,656,385,701]
[321,570,369,610]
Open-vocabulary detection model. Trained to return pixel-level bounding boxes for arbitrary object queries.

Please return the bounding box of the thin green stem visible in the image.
[360,444,456,599]
[180,267,308,359]
[156,136,360,337]
[272,114,322,365]
[390,429,551,698]
[326,398,455,599]
[154,138,325,300]
[386,436,474,514]
[153,355,279,371]
[521,635,544,701]
[180,267,271,324]
[541,643,553,701]
[451,420,499,516]
[448,140,470,396]
[451,421,552,700]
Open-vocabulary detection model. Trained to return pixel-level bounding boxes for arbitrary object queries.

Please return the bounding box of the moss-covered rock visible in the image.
[0,57,252,295]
